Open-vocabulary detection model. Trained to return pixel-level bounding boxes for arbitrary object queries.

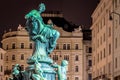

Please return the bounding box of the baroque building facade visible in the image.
[91,0,120,80]
[1,25,86,80]
[0,48,6,80]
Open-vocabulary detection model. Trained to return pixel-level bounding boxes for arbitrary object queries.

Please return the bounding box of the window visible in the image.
[75,55,79,61]
[115,38,117,49]
[108,62,111,74]
[103,33,105,42]
[12,65,15,69]
[6,45,8,50]
[67,44,70,50]
[89,47,92,53]
[103,48,105,58]
[56,44,59,50]
[98,53,99,62]
[109,27,111,37]
[75,77,79,80]
[75,44,79,50]
[21,54,24,60]
[88,74,92,80]
[12,43,15,49]
[75,66,79,72]
[29,43,33,49]
[109,44,111,55]
[88,60,92,66]
[100,51,102,60]
[53,55,58,61]
[21,65,24,70]
[21,43,24,49]
[64,55,69,61]
[67,77,69,80]
[115,57,117,68]
[12,55,15,60]
[63,44,66,50]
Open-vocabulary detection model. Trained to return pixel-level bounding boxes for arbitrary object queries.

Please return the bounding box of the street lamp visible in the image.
[109,12,120,23]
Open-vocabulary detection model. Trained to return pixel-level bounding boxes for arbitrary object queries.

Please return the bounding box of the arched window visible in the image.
[12,55,15,60]
[21,54,24,60]
[75,66,79,72]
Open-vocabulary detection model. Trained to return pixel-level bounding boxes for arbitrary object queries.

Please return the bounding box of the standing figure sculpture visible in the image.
[52,60,68,80]
[25,3,60,63]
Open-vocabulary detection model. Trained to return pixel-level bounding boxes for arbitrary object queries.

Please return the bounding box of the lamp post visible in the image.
[109,12,120,23]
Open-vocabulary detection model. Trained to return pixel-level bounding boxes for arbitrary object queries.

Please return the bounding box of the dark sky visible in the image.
[0,0,98,45]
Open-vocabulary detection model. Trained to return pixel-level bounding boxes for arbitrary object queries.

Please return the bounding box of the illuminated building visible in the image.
[0,48,6,80]
[91,0,120,80]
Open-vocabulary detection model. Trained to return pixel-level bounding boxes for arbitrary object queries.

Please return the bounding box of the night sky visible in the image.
[0,0,98,46]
